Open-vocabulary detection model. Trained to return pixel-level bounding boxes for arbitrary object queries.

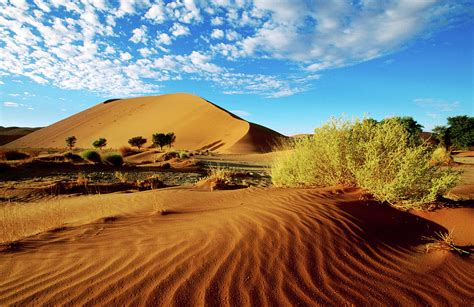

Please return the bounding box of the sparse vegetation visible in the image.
[0,150,30,161]
[199,166,235,191]
[424,229,472,256]
[103,152,124,166]
[114,171,129,183]
[178,150,190,159]
[81,150,102,163]
[92,138,107,150]
[271,117,461,207]
[65,136,77,149]
[128,136,147,149]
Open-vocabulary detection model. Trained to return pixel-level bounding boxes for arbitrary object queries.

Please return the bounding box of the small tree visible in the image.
[447,115,474,149]
[432,126,451,150]
[166,132,176,148]
[93,138,107,150]
[65,136,77,149]
[128,136,147,149]
[152,133,168,150]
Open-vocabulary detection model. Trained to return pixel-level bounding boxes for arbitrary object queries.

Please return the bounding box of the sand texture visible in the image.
[1,187,472,305]
[4,93,284,153]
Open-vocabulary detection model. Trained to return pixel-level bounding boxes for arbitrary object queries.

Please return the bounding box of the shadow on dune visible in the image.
[334,199,448,249]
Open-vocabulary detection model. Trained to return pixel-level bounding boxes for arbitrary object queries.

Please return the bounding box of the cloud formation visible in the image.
[0,0,469,97]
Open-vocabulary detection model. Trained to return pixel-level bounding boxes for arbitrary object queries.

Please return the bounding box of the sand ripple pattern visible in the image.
[1,188,473,305]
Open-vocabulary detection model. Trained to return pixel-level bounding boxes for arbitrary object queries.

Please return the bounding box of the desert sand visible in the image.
[1,95,473,305]
[4,93,284,153]
[0,186,473,305]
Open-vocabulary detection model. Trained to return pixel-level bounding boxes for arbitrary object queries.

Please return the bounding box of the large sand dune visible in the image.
[5,93,284,153]
[0,187,472,305]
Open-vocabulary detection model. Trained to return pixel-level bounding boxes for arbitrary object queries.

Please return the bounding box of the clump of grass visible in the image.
[81,150,101,163]
[114,171,129,183]
[178,151,190,159]
[424,229,472,256]
[0,150,30,161]
[76,173,89,185]
[199,166,235,191]
[103,152,123,166]
[271,117,461,208]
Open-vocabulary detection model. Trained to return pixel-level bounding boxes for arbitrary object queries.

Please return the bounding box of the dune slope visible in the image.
[4,93,284,153]
[0,187,472,305]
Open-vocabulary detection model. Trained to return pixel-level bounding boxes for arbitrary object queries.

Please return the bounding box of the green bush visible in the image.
[103,153,123,166]
[81,150,101,163]
[271,117,461,207]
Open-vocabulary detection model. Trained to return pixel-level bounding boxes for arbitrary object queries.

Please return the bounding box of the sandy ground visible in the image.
[0,187,472,305]
[0,154,473,305]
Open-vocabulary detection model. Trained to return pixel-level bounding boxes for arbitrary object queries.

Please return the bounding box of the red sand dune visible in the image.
[0,187,472,305]
[4,93,284,153]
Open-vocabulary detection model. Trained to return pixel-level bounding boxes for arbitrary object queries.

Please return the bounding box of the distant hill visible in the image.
[5,93,286,153]
[0,126,41,146]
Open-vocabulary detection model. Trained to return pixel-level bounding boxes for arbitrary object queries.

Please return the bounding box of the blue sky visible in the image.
[0,0,472,135]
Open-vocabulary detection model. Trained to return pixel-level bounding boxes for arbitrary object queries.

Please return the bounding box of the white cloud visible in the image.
[0,0,468,100]
[414,98,461,112]
[144,3,166,23]
[170,23,190,37]
[129,25,148,44]
[157,33,172,45]
[211,29,224,39]
[211,16,223,25]
[226,30,240,41]
[120,52,132,61]
[3,101,19,107]
[230,110,250,117]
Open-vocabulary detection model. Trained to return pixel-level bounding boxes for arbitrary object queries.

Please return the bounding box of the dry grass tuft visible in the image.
[0,200,66,243]
[424,229,472,256]
[198,166,235,191]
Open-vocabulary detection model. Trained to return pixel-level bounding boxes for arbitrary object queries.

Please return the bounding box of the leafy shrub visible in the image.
[128,136,147,149]
[81,150,101,163]
[119,146,140,157]
[103,153,123,166]
[0,150,30,161]
[92,138,107,149]
[271,117,461,207]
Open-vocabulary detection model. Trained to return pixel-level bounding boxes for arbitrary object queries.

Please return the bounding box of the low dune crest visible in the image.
[5,93,284,153]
